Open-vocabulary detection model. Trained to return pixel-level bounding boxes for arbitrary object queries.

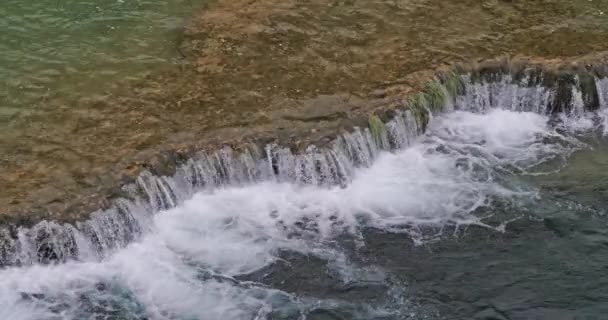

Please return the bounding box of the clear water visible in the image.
[2,109,607,319]
[0,0,201,120]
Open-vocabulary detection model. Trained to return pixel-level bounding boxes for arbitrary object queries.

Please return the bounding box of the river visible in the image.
[2,107,608,319]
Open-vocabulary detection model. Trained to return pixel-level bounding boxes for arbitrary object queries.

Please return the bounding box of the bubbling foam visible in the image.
[0,109,593,319]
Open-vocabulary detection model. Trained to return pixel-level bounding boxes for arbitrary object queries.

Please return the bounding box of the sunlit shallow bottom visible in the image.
[2,109,608,320]
[0,0,201,120]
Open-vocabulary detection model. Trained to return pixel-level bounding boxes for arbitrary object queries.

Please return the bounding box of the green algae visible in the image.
[406,94,431,132]
[403,78,449,133]
[441,71,466,100]
[422,80,447,112]
[368,115,386,147]
[407,92,428,111]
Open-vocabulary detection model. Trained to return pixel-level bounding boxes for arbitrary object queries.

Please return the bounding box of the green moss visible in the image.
[442,71,465,99]
[410,105,430,132]
[407,92,427,111]
[452,64,466,75]
[422,80,447,112]
[368,115,386,146]
[407,94,431,132]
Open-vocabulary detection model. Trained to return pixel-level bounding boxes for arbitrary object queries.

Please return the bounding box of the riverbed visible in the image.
[0,0,204,121]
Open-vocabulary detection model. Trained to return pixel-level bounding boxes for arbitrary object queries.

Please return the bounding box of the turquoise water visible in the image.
[0,0,202,120]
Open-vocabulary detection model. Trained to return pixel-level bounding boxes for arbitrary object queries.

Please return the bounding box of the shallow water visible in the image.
[0,0,202,120]
[2,109,608,319]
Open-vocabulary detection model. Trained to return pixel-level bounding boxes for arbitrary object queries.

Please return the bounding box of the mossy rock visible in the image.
[439,71,465,100]
[412,107,430,133]
[422,80,447,112]
[406,95,431,132]
[407,92,428,111]
[368,115,386,146]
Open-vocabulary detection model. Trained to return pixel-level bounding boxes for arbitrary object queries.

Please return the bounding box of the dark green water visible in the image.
[0,0,202,121]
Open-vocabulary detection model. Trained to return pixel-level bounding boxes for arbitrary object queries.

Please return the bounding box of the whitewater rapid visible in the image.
[0,109,600,320]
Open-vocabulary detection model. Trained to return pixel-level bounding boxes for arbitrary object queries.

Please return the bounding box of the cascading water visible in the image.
[0,110,421,267]
[2,68,608,319]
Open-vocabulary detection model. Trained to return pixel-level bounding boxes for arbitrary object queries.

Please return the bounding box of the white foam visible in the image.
[0,109,588,319]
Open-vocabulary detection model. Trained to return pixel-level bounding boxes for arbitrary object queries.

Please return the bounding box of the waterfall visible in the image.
[597,77,608,108]
[455,71,605,114]
[0,110,423,266]
[1,66,607,267]
[455,74,555,113]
